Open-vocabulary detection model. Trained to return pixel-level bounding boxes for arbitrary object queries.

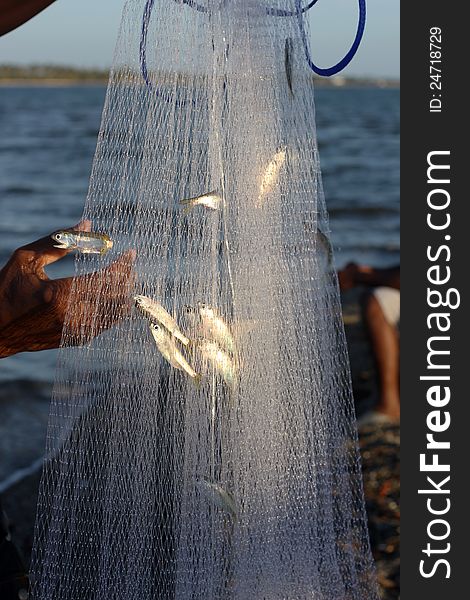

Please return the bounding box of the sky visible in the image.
[0,0,399,78]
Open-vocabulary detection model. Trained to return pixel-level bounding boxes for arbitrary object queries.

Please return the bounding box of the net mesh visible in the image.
[30,1,378,598]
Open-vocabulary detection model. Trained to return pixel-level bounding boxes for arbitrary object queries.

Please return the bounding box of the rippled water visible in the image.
[0,85,399,381]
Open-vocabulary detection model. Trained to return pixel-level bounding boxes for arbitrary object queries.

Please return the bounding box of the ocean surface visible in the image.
[0,85,399,383]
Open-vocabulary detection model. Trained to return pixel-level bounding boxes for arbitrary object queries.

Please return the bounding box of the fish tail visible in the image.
[175,332,190,346]
[179,198,195,215]
[184,337,195,351]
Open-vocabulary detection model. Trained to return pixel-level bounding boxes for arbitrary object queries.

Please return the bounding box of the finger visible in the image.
[93,249,136,289]
[104,249,136,276]
[16,221,94,270]
[60,249,137,343]
[75,250,136,299]
[41,220,92,267]
[74,219,92,233]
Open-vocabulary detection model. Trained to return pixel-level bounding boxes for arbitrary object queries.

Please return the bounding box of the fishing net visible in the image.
[30,1,378,598]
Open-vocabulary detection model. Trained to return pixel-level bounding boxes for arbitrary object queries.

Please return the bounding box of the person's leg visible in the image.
[364,292,400,420]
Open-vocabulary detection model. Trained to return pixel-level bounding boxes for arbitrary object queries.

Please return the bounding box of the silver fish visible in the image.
[196,478,238,521]
[51,230,113,255]
[150,323,200,384]
[303,220,334,271]
[187,303,234,353]
[135,295,189,346]
[180,191,221,213]
[198,339,236,386]
[258,147,287,205]
[316,228,334,269]
[285,37,294,96]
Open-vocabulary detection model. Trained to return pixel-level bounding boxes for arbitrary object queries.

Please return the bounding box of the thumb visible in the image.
[18,220,92,271]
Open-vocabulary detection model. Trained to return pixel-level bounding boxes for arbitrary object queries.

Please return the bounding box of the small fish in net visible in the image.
[30,1,377,599]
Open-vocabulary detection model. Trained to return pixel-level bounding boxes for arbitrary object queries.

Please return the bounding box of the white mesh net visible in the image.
[30,1,378,598]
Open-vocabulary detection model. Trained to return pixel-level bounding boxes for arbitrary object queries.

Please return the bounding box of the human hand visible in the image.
[0,221,135,358]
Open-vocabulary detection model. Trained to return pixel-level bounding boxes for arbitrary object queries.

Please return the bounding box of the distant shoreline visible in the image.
[0,78,399,89]
[0,78,107,87]
[0,65,399,89]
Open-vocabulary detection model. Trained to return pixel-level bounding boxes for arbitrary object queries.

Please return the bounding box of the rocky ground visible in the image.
[342,288,400,600]
[1,288,400,598]
[360,420,400,599]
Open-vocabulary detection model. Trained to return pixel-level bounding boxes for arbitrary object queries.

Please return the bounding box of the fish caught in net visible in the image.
[30,1,378,598]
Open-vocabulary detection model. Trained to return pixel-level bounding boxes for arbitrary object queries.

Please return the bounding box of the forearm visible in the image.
[0,0,56,36]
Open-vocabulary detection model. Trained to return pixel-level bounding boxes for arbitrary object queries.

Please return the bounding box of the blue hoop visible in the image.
[140,0,366,91]
[296,0,366,76]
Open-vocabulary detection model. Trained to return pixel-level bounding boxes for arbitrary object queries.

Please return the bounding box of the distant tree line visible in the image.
[0,64,399,88]
[0,64,108,81]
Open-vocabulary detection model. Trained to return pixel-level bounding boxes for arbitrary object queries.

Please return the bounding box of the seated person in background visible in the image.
[338,263,400,423]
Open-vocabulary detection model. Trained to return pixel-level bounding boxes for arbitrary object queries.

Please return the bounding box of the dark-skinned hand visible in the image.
[0,221,135,358]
